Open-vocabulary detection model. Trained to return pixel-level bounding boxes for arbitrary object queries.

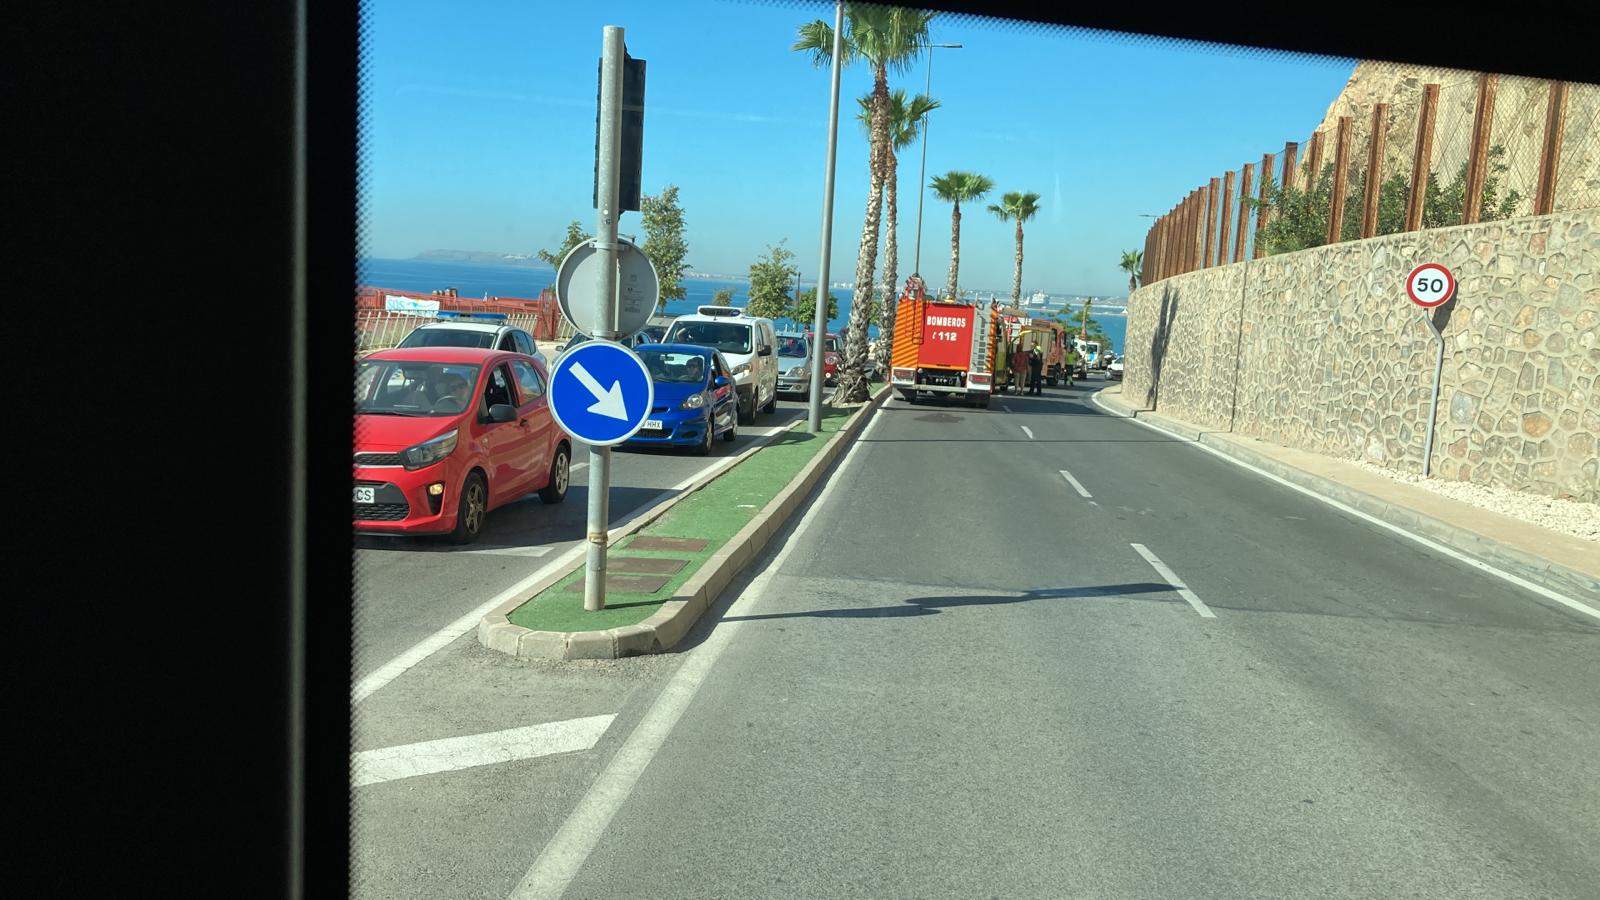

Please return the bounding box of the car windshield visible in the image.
[777,336,807,357]
[398,328,495,349]
[639,350,709,385]
[666,321,752,354]
[355,360,480,417]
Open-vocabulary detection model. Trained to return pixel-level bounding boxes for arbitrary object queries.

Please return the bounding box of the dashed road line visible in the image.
[1131,543,1216,618]
[1059,469,1092,498]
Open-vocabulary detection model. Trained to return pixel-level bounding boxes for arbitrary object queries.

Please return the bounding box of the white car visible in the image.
[399,321,547,369]
[1108,356,1124,380]
[664,306,779,424]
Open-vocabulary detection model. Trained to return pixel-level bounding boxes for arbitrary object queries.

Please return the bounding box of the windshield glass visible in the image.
[777,336,808,357]
[355,360,480,416]
[398,328,496,349]
[666,321,752,355]
[639,349,710,385]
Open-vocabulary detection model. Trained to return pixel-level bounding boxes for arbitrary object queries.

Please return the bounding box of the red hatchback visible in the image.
[354,347,571,543]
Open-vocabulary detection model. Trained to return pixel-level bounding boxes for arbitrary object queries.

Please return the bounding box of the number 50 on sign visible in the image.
[1406,263,1456,309]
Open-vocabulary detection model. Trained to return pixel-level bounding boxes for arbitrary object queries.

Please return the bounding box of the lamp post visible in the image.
[911,42,962,279]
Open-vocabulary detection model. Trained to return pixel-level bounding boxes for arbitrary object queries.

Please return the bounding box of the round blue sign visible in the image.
[547,340,655,446]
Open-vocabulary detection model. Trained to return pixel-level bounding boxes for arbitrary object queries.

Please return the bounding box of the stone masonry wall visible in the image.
[1124,209,1598,502]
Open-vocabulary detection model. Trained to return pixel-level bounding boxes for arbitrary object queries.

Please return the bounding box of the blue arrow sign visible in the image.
[547,339,655,446]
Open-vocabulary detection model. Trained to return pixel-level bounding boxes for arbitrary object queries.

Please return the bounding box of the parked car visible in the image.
[1108,355,1124,380]
[776,332,812,398]
[398,320,547,369]
[353,347,570,544]
[663,306,779,425]
[625,344,739,455]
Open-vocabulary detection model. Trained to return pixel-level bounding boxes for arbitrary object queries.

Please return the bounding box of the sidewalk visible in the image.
[1093,383,1600,610]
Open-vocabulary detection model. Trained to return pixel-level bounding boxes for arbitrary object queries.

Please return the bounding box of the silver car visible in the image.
[775,333,811,398]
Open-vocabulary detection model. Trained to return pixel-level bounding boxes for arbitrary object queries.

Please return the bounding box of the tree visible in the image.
[795,5,935,403]
[1119,249,1143,293]
[712,287,736,306]
[537,220,591,270]
[746,241,797,321]
[790,287,840,330]
[987,191,1042,304]
[858,89,939,367]
[1246,144,1522,256]
[929,171,994,301]
[1079,297,1095,342]
[640,185,689,309]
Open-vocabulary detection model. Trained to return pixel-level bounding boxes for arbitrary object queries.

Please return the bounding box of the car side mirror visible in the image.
[488,403,517,423]
[757,345,772,357]
[714,376,731,387]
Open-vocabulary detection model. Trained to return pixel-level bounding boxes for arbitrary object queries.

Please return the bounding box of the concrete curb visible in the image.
[479,384,895,660]
[1092,386,1600,609]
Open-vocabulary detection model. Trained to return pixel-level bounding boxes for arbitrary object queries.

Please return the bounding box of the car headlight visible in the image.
[730,362,750,376]
[402,430,458,470]
[680,392,706,410]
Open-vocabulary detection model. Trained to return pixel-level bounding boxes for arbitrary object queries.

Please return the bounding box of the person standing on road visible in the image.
[1027,346,1044,395]
[1062,342,1077,388]
[1011,343,1029,396]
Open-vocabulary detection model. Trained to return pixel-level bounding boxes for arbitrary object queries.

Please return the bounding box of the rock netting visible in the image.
[1125,209,1599,502]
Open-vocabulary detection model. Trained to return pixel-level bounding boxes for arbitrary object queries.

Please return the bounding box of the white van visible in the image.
[663,306,779,424]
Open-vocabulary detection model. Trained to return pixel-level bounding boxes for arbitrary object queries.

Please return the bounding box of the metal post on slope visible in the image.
[585,25,625,612]
[808,0,845,433]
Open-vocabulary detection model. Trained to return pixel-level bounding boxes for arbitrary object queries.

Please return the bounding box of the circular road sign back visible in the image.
[555,237,660,340]
[546,339,655,447]
[1406,263,1456,308]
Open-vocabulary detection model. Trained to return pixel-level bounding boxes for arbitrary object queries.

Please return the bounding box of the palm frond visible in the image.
[793,19,853,68]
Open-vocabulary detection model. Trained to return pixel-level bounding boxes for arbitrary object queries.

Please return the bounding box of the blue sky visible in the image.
[360,0,1355,296]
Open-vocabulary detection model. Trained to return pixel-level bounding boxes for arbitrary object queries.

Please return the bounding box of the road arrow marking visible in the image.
[571,362,628,420]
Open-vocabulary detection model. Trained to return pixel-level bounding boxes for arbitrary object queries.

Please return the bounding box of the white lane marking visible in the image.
[1131,543,1217,619]
[354,715,615,788]
[997,402,1011,413]
[354,425,797,704]
[1021,425,1035,440]
[571,462,588,475]
[508,401,883,900]
[1090,393,1600,622]
[460,546,554,558]
[1059,469,1093,498]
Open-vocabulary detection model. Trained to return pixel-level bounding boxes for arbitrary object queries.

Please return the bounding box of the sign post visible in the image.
[807,1,845,434]
[1407,263,1455,477]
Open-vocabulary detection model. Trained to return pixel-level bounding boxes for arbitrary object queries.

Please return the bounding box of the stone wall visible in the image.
[1124,209,1599,502]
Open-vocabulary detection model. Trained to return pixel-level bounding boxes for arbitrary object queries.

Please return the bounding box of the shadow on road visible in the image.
[717,582,1176,623]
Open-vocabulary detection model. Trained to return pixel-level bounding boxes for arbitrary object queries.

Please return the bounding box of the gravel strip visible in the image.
[1349,460,1599,543]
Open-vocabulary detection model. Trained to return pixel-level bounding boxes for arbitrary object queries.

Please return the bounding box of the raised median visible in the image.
[479,383,891,660]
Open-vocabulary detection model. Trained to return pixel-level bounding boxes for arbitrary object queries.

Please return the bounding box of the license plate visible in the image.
[644,419,663,431]
[353,486,376,504]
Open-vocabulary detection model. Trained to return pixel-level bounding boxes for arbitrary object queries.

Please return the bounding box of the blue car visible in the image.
[625,344,740,455]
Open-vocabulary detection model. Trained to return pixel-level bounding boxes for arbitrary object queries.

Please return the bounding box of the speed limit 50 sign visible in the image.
[1406,263,1456,308]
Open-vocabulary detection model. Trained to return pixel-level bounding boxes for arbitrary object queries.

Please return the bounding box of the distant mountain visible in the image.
[413,249,551,268]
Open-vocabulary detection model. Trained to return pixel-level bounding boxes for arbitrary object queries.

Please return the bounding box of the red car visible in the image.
[354,347,571,543]
[807,331,841,385]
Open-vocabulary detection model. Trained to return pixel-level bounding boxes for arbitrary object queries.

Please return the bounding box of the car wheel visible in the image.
[539,444,570,504]
[694,419,713,456]
[762,383,777,414]
[737,393,755,425]
[723,410,738,442]
[450,472,488,544]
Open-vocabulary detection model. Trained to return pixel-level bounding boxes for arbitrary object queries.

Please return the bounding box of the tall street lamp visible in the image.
[911,41,962,280]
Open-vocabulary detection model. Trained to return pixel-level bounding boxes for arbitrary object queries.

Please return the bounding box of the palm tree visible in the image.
[857,89,939,366]
[794,5,934,402]
[987,191,1042,305]
[1119,249,1143,294]
[928,171,994,301]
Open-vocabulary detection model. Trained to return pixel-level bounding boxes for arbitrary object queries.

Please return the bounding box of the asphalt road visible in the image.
[352,374,1600,900]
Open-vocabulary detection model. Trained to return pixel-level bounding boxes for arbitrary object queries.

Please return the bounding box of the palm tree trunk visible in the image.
[879,143,899,368]
[838,69,890,404]
[1012,219,1023,304]
[947,202,961,301]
